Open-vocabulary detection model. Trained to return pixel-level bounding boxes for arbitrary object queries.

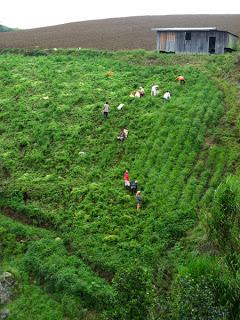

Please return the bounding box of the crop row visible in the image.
[0,53,230,272]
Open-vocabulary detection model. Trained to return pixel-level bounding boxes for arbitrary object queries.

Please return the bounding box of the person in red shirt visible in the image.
[124,170,130,188]
[176,75,185,85]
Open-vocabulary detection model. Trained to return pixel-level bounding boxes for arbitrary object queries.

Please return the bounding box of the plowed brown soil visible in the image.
[0,15,239,50]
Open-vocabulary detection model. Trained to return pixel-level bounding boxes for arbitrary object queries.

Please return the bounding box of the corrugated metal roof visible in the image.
[151,27,239,37]
[152,27,217,31]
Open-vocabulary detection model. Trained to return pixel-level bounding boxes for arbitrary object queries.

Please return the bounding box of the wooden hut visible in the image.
[152,27,238,54]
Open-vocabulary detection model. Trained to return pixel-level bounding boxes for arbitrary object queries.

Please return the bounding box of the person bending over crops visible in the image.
[163,91,171,102]
[151,85,159,96]
[130,179,138,194]
[139,86,145,97]
[124,170,130,188]
[176,76,185,84]
[130,91,138,98]
[117,128,128,142]
[135,191,142,210]
[130,86,145,98]
[103,102,110,119]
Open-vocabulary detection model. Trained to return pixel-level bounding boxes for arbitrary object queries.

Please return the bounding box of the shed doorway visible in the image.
[209,37,216,54]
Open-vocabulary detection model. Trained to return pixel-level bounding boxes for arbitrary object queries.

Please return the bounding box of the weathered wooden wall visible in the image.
[157,30,238,54]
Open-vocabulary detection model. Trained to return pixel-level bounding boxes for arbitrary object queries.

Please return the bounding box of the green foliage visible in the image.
[171,257,229,319]
[0,50,239,318]
[111,264,154,319]
[8,284,65,320]
[203,176,240,319]
[23,239,116,310]
[207,176,240,252]
[0,226,24,258]
[0,50,227,271]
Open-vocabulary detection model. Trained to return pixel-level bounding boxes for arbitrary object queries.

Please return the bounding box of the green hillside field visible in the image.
[0,49,240,319]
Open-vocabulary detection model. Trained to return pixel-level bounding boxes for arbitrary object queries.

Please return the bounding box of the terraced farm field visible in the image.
[0,50,240,319]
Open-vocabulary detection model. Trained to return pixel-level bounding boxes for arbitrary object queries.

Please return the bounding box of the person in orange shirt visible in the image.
[176,75,185,84]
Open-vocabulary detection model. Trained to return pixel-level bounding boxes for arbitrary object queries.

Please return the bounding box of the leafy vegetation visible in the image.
[0,49,240,319]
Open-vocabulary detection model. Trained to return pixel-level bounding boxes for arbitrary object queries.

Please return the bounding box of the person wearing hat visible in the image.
[176,75,185,84]
[130,87,144,98]
[135,191,142,210]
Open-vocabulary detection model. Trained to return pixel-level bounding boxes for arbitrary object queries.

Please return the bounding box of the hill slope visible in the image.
[0,50,240,319]
[0,25,15,32]
[0,14,239,50]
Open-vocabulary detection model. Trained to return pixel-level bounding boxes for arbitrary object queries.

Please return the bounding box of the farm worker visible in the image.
[123,128,128,138]
[130,90,141,98]
[124,170,130,188]
[130,87,144,98]
[117,128,128,142]
[134,91,141,98]
[139,87,145,97]
[163,91,171,102]
[103,102,110,119]
[176,75,185,84]
[130,179,138,194]
[130,91,137,98]
[151,85,159,96]
[135,191,142,210]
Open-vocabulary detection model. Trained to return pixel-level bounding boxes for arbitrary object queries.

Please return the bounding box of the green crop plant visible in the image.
[0,49,240,319]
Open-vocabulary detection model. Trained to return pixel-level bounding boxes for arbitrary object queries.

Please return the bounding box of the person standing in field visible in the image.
[151,85,159,96]
[130,179,138,194]
[176,76,185,84]
[135,191,142,210]
[103,102,110,119]
[124,170,130,189]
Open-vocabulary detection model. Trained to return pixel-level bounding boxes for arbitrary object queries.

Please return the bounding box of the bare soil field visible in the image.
[0,15,239,50]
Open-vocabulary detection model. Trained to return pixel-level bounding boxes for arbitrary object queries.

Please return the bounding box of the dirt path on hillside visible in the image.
[1,206,54,230]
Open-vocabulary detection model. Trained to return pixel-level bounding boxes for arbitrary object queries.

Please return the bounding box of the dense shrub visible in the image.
[207,176,240,252]
[23,239,116,310]
[111,264,154,319]
[171,258,229,319]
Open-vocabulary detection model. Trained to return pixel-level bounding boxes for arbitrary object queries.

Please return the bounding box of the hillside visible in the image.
[0,49,240,319]
[0,25,15,32]
[0,15,239,50]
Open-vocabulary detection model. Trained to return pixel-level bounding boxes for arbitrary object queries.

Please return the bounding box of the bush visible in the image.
[111,264,154,319]
[207,176,240,252]
[171,257,229,319]
[23,239,116,310]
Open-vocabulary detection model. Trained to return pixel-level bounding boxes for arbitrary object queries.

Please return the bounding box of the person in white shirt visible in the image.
[139,87,145,97]
[151,85,159,96]
[134,91,141,98]
[130,87,145,98]
[103,102,110,118]
[117,128,128,142]
[163,91,171,102]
